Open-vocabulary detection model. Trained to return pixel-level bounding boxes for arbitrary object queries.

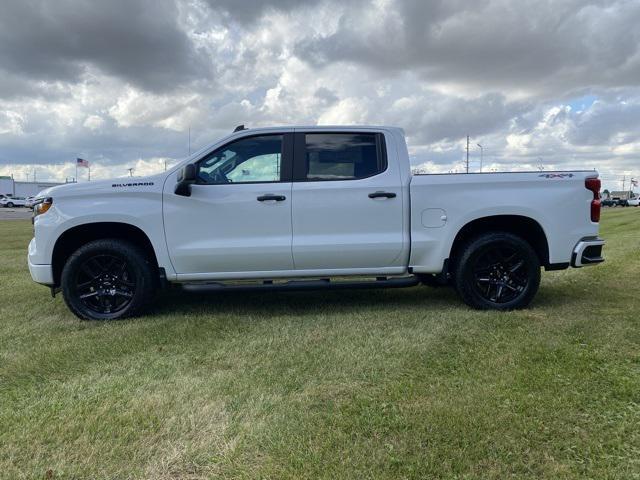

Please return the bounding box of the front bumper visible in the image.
[28,237,54,285]
[28,259,54,285]
[571,237,605,267]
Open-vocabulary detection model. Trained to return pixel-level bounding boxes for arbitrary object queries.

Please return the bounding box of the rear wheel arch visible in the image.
[448,215,550,269]
[52,222,159,287]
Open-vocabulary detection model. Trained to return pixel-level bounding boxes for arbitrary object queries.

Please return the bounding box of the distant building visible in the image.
[609,190,635,201]
[0,176,66,198]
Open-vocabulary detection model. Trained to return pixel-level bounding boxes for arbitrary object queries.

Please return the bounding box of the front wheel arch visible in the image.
[52,222,159,288]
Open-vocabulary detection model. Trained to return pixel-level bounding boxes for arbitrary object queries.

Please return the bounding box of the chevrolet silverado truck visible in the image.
[28,126,605,320]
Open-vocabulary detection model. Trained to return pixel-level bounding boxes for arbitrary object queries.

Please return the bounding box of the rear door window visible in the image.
[299,133,385,181]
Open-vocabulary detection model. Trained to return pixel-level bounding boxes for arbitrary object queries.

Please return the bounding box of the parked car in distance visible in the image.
[29,125,605,320]
[24,197,37,209]
[601,198,617,207]
[0,196,27,208]
[627,196,640,207]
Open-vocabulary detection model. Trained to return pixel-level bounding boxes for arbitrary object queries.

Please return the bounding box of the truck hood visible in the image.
[38,174,166,199]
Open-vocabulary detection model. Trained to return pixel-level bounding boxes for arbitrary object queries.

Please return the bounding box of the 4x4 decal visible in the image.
[539,173,574,179]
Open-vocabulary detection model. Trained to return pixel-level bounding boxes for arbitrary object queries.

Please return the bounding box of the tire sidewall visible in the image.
[61,240,153,320]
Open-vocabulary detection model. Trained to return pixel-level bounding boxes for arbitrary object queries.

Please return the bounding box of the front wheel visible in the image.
[6,202,14,208]
[454,232,540,310]
[61,239,157,320]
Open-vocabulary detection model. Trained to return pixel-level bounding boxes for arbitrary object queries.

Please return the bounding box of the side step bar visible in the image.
[181,275,420,293]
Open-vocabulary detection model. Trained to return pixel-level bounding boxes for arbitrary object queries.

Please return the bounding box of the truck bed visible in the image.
[408,170,600,272]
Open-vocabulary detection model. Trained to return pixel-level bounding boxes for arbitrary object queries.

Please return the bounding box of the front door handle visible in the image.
[257,194,286,202]
[368,191,396,199]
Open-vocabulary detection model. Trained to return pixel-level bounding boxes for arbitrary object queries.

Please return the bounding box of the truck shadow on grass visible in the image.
[147,285,463,319]
[143,284,583,320]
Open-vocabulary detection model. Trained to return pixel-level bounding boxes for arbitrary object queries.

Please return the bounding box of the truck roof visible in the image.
[230,125,404,134]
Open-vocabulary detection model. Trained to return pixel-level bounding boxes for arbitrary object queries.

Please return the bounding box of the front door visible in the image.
[163,133,294,277]
[291,131,405,271]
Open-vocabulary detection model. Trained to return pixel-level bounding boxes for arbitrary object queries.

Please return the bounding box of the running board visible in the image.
[180,275,420,293]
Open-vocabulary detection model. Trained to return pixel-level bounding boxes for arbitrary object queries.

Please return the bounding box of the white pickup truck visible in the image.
[28,126,605,320]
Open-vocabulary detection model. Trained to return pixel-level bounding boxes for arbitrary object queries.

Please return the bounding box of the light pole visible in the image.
[477,144,483,172]
[465,135,470,173]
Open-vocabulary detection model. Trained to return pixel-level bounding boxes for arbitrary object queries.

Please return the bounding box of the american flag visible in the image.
[76,158,89,168]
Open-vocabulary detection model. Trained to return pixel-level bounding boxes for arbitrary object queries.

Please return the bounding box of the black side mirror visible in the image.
[175,164,197,196]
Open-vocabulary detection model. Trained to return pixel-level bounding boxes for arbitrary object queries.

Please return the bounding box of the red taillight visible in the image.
[585,177,601,222]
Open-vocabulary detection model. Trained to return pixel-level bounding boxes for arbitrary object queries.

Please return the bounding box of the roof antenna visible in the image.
[233,124,247,132]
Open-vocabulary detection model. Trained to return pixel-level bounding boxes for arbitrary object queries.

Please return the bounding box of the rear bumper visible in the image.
[571,237,605,267]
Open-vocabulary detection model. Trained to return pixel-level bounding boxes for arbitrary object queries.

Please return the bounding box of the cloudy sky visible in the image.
[0,0,639,190]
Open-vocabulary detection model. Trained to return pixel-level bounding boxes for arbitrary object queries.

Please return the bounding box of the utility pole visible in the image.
[477,144,483,172]
[127,168,134,177]
[465,135,470,174]
[622,175,626,193]
[188,127,191,155]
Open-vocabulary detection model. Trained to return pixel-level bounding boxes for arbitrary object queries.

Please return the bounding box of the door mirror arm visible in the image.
[175,164,197,197]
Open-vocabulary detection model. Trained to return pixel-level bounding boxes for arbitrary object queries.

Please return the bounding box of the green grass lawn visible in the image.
[1,209,639,479]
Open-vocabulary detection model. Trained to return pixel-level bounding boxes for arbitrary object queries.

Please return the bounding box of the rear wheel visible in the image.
[454,232,540,310]
[6,202,14,208]
[61,239,156,320]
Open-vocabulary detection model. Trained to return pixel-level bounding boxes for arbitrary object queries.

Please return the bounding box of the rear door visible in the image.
[291,131,405,272]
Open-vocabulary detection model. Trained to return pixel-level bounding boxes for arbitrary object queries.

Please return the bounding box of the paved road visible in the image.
[0,208,33,220]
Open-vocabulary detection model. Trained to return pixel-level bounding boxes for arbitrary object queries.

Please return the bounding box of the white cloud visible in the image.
[108,88,203,131]
[83,114,105,130]
[0,110,25,135]
[0,0,639,194]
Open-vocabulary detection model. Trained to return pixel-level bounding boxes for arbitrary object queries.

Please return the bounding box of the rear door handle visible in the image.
[368,191,396,199]
[257,194,286,202]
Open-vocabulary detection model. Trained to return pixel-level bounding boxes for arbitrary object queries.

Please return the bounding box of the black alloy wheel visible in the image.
[471,244,530,304]
[75,254,136,316]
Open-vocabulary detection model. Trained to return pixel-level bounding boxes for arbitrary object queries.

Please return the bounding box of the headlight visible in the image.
[33,197,53,217]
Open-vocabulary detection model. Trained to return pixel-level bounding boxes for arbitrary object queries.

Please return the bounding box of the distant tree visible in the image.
[603,189,610,199]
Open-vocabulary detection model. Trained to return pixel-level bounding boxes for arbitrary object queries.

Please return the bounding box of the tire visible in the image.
[61,239,157,320]
[453,232,541,310]
[6,202,14,208]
